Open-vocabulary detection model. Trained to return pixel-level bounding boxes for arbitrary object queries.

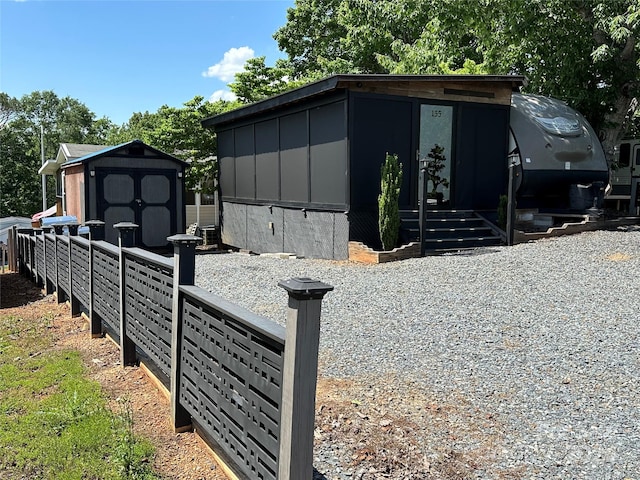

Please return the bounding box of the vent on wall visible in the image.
[127,144,145,156]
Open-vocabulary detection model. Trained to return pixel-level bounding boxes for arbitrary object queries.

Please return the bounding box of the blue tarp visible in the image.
[41,215,78,226]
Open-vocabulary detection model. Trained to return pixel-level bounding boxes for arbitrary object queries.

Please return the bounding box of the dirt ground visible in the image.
[0,272,226,480]
[1,271,494,480]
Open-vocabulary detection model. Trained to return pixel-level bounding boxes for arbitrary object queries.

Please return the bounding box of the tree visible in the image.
[230,57,309,104]
[107,96,240,193]
[378,153,403,251]
[273,0,639,154]
[425,144,449,200]
[273,0,348,78]
[1,91,105,217]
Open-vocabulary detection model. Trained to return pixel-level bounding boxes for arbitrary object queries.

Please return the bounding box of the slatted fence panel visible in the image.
[27,236,35,273]
[70,237,91,310]
[124,249,174,380]
[179,286,286,480]
[18,234,30,272]
[92,242,120,334]
[35,235,45,283]
[56,236,70,297]
[45,234,56,285]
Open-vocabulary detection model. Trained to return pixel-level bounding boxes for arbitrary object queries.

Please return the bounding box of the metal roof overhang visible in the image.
[202,74,527,130]
[38,159,59,176]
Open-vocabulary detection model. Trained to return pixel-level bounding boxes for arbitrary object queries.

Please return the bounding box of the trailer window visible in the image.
[619,143,631,167]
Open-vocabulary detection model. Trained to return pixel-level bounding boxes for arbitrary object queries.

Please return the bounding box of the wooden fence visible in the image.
[8,222,332,480]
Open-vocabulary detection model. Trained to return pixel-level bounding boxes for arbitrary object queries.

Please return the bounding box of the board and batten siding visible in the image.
[217,99,348,210]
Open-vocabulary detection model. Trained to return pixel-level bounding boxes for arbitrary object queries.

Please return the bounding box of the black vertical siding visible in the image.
[350,95,414,210]
[234,125,255,200]
[217,96,348,210]
[255,119,280,201]
[455,104,510,210]
[279,111,309,203]
[218,130,235,198]
[310,102,347,205]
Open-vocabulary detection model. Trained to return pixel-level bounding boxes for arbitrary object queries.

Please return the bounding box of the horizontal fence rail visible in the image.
[70,236,91,311]
[11,222,333,480]
[45,234,56,291]
[92,241,121,335]
[56,236,70,300]
[124,247,174,383]
[180,285,286,480]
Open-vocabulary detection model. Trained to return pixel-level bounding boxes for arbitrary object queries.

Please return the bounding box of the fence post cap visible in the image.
[113,222,139,230]
[278,277,334,299]
[167,234,202,245]
[84,220,105,227]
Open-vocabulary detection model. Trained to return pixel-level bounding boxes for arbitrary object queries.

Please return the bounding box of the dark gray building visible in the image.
[61,139,187,248]
[202,74,525,259]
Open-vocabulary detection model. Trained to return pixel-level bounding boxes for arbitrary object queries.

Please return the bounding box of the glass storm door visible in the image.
[419,104,454,206]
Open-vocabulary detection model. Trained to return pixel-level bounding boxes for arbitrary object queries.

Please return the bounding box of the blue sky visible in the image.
[0,0,294,124]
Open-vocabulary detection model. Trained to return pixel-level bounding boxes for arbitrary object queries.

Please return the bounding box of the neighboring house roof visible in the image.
[38,143,108,175]
[60,139,188,169]
[0,216,33,244]
[201,73,528,129]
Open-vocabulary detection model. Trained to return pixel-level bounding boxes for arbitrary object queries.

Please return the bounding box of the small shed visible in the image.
[60,139,187,248]
[202,74,526,259]
[39,143,108,216]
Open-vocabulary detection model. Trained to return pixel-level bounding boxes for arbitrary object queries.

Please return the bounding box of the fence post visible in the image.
[8,226,15,272]
[277,277,333,480]
[66,223,81,316]
[40,226,54,295]
[16,228,32,277]
[33,228,44,289]
[167,233,202,432]
[28,230,36,282]
[86,220,105,337]
[51,225,66,302]
[115,222,139,367]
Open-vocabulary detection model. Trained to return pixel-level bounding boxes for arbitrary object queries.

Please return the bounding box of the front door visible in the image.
[96,169,176,248]
[419,104,454,207]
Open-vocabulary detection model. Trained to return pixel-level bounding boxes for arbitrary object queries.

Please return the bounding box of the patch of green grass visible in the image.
[0,312,161,479]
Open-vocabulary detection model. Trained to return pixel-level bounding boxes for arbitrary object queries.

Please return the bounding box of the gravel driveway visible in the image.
[195,229,640,479]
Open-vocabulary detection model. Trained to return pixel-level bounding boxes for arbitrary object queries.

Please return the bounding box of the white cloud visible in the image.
[202,46,254,82]
[209,90,237,102]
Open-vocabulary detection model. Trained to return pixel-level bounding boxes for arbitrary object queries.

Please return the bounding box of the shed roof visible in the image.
[39,143,108,175]
[202,74,527,129]
[60,139,188,169]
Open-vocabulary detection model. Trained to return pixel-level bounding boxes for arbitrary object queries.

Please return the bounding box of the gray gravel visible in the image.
[195,229,640,479]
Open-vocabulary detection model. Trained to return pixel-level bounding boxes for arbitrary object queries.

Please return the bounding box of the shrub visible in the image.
[378,153,403,251]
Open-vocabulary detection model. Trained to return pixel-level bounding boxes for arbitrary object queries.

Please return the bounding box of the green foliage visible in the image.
[272,0,639,149]
[0,90,113,217]
[0,313,160,479]
[107,95,238,193]
[425,145,449,197]
[230,57,309,104]
[378,153,403,251]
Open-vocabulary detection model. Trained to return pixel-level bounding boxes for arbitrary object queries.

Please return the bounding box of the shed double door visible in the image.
[96,169,176,248]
